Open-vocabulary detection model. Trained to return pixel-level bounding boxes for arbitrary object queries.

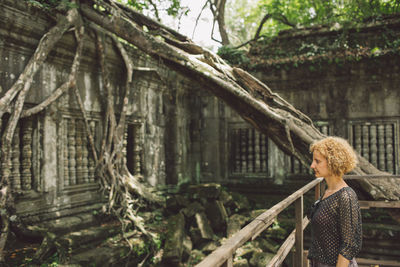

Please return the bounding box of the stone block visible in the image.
[166,194,191,213]
[255,238,278,253]
[188,183,222,199]
[235,242,262,260]
[229,192,251,212]
[205,200,228,232]
[249,251,274,267]
[188,249,205,266]
[266,224,288,241]
[227,214,248,238]
[233,258,249,267]
[182,201,204,218]
[189,226,202,246]
[199,240,219,253]
[219,189,234,206]
[182,235,193,262]
[165,196,180,213]
[175,194,191,207]
[162,212,186,265]
[195,212,214,240]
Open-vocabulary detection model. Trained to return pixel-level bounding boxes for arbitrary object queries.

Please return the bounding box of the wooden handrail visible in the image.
[267,217,309,267]
[195,178,323,267]
[195,175,400,267]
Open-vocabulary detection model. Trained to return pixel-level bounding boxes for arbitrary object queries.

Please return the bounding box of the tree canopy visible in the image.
[225,0,400,47]
[25,0,400,48]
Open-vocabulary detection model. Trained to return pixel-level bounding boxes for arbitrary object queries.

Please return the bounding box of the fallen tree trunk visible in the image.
[80,0,400,202]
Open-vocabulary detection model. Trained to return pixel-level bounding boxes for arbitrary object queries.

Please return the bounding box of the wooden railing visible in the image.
[195,175,400,267]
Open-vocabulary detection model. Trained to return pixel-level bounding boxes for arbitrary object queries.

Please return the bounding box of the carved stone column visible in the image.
[234,128,240,173]
[320,125,329,135]
[21,119,33,190]
[254,130,260,173]
[75,120,83,184]
[248,129,254,173]
[362,125,370,161]
[82,120,89,183]
[378,124,385,170]
[63,118,69,186]
[370,125,378,167]
[11,126,21,190]
[240,129,247,172]
[354,125,362,154]
[260,134,267,173]
[134,125,141,175]
[68,119,76,185]
[385,124,394,173]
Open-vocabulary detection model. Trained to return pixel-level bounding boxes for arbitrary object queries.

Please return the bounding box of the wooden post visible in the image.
[295,196,304,267]
[222,256,233,267]
[303,250,309,267]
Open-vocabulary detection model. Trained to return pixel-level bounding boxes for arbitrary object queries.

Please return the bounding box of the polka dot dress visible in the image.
[308,187,362,265]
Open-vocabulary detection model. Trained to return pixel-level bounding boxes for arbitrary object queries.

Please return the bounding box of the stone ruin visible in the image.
[1,1,400,265]
[161,183,291,267]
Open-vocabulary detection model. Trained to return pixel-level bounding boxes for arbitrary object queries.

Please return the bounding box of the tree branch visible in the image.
[21,25,84,118]
[71,26,99,163]
[192,0,209,40]
[0,9,79,119]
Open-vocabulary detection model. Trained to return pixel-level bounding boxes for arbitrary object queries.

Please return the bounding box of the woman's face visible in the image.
[310,150,331,178]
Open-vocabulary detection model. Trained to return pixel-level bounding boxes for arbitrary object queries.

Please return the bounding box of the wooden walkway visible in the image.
[195,175,400,267]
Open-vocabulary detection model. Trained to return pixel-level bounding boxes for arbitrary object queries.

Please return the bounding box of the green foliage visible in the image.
[25,0,77,10]
[217,46,250,65]
[371,46,382,56]
[39,252,60,267]
[124,0,181,15]
[226,0,400,46]
[117,0,188,22]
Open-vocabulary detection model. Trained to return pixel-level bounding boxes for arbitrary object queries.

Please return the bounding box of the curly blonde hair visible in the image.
[310,136,358,177]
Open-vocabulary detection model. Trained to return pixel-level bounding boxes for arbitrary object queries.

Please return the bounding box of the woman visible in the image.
[307,136,362,267]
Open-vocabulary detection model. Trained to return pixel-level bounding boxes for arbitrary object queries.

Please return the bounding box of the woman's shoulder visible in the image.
[338,186,359,202]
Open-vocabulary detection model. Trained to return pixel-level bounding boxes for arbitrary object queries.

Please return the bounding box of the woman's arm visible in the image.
[336,254,350,267]
[337,189,362,262]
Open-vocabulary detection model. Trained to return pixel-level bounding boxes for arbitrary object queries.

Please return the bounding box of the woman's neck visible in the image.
[324,175,347,192]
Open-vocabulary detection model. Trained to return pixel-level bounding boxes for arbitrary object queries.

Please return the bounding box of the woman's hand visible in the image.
[336,254,350,267]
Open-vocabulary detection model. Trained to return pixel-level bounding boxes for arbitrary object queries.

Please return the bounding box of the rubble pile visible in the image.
[161,183,290,267]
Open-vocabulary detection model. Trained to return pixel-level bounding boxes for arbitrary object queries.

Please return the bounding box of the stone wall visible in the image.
[0,1,203,225]
[245,18,400,177]
[203,17,400,185]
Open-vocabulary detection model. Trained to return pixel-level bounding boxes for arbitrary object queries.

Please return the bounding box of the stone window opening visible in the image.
[228,122,332,178]
[229,126,269,177]
[62,116,99,188]
[0,115,38,191]
[350,121,398,174]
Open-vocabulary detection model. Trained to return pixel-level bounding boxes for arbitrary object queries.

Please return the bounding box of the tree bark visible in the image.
[81,1,400,202]
[0,9,79,118]
[213,0,230,45]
